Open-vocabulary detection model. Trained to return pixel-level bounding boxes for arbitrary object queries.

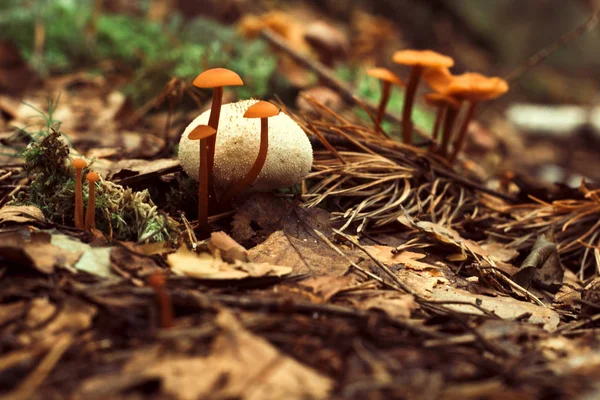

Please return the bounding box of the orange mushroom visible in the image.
[192,68,244,210]
[444,72,508,162]
[221,101,280,207]
[187,124,217,238]
[423,67,453,93]
[392,50,454,145]
[85,171,100,231]
[366,68,404,131]
[72,158,87,229]
[424,93,461,152]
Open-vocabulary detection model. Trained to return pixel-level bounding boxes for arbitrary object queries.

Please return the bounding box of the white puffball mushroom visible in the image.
[178,99,313,191]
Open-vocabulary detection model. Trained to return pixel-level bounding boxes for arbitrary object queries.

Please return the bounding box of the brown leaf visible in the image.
[0,205,46,225]
[144,311,334,400]
[299,275,357,301]
[354,291,418,319]
[110,246,163,284]
[168,246,291,280]
[513,234,564,292]
[105,158,180,182]
[20,297,96,345]
[249,230,353,276]
[208,231,249,263]
[0,231,82,274]
[398,215,491,262]
[363,245,441,272]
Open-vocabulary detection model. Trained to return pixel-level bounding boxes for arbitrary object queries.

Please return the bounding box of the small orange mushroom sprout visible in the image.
[187,124,217,238]
[192,68,244,208]
[392,50,454,145]
[147,272,174,329]
[221,101,281,207]
[85,171,100,231]
[444,73,508,162]
[366,68,404,131]
[72,158,87,229]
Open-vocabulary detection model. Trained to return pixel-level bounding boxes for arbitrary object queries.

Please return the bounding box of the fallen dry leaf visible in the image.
[513,234,564,292]
[249,230,354,276]
[80,311,334,400]
[168,245,291,280]
[353,291,418,319]
[363,245,442,272]
[19,297,96,345]
[0,231,82,274]
[150,311,333,400]
[0,205,46,224]
[208,231,249,263]
[299,275,357,301]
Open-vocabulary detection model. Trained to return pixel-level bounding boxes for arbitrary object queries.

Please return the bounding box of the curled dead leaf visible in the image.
[167,246,291,280]
[0,205,46,225]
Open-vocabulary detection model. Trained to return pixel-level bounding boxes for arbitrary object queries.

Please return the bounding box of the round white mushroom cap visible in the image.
[178,99,313,192]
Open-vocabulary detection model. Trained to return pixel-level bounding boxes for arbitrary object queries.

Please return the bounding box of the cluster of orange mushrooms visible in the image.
[367,49,509,162]
[71,158,100,231]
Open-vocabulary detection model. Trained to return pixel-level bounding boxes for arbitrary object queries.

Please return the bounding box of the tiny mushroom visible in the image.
[392,50,454,145]
[188,124,217,237]
[85,171,100,231]
[147,272,174,329]
[366,67,405,130]
[424,93,461,153]
[192,68,244,206]
[444,72,509,162]
[72,158,87,229]
[221,101,281,207]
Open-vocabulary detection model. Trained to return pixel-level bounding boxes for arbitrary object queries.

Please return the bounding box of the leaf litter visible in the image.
[1,8,600,400]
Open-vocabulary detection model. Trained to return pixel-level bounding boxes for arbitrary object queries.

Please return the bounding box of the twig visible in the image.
[504,8,600,83]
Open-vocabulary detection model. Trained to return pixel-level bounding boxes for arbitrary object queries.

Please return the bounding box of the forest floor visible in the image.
[1,2,600,399]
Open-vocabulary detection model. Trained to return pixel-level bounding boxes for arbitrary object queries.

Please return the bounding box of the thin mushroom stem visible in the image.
[401,65,423,145]
[85,181,96,230]
[74,168,83,229]
[432,105,444,142]
[439,106,459,157]
[198,137,210,238]
[206,86,223,211]
[449,101,478,162]
[221,118,269,206]
[375,81,392,129]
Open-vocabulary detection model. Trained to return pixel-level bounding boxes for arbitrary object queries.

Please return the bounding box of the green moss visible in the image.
[17,130,179,243]
[0,1,278,105]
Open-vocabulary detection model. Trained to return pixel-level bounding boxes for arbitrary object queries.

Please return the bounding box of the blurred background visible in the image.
[1,0,600,188]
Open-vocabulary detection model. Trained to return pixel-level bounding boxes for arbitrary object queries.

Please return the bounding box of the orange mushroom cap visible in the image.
[193,68,244,89]
[423,67,453,93]
[188,125,217,140]
[366,68,405,86]
[392,50,454,68]
[424,93,461,110]
[86,171,100,183]
[444,72,509,101]
[73,158,87,169]
[243,101,281,119]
